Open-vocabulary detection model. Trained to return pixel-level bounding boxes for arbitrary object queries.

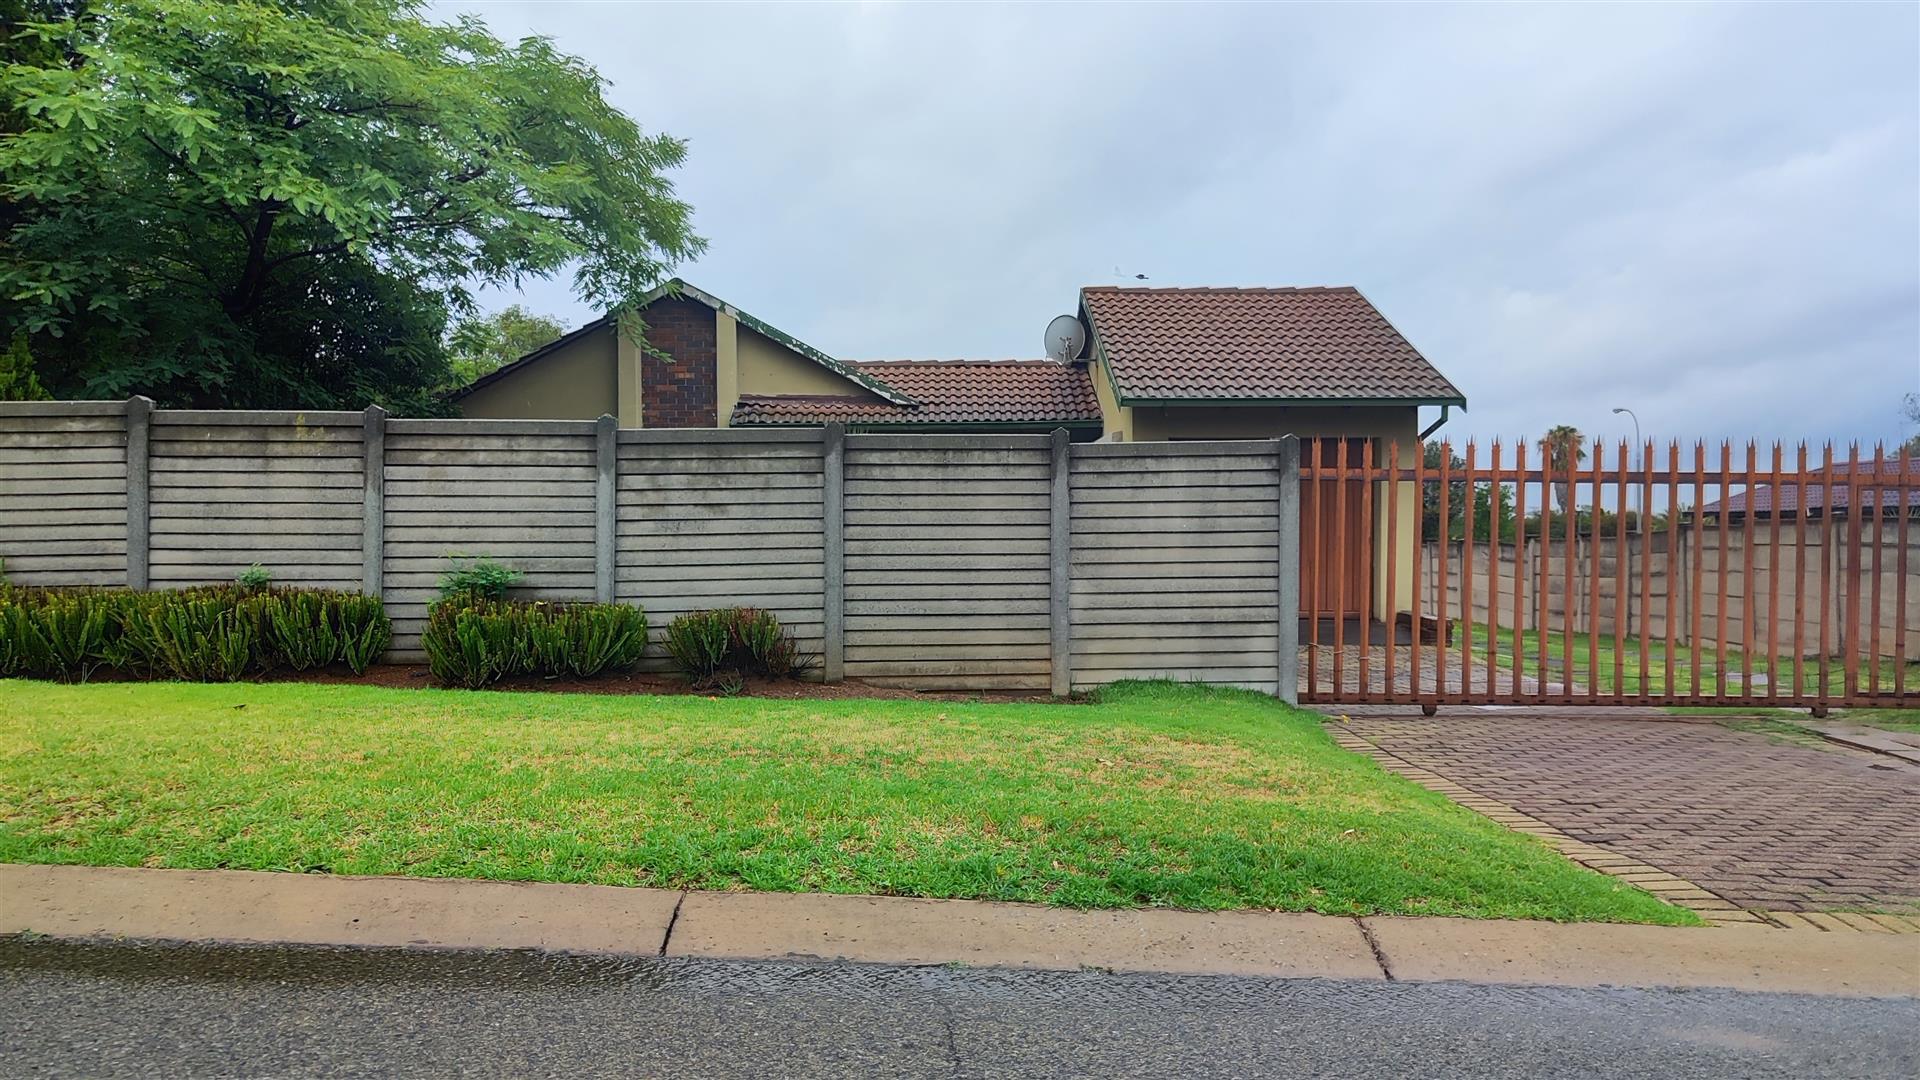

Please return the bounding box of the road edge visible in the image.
[3,864,1915,998]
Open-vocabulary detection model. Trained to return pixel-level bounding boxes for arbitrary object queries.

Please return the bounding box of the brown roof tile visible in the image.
[730,360,1102,427]
[1080,285,1465,405]
[1702,457,1918,516]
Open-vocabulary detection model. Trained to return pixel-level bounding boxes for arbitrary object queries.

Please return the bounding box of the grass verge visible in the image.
[0,678,1694,924]
[1666,706,1920,736]
[1468,625,1915,698]
[1834,709,1920,734]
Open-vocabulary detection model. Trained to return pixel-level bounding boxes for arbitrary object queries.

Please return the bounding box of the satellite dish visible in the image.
[1044,314,1087,362]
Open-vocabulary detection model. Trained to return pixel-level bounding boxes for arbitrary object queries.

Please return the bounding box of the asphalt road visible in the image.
[2,938,1915,1079]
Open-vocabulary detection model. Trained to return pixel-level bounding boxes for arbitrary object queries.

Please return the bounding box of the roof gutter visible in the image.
[1419,404,1452,440]
[1116,394,1469,409]
[733,419,1103,433]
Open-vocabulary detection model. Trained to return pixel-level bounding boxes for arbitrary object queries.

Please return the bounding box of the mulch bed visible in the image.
[255,665,1071,704]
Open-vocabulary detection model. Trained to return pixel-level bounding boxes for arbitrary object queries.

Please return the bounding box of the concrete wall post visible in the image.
[1275,436,1301,703]
[360,405,386,596]
[124,396,153,590]
[1049,428,1073,698]
[595,414,618,603]
[821,423,846,681]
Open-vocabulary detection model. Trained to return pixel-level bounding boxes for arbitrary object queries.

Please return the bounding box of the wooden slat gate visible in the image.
[1299,439,1920,713]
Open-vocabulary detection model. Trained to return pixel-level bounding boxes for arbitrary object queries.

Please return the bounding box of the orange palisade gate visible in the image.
[1298,439,1919,712]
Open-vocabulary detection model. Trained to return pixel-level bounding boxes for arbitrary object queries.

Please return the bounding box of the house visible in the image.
[1699,457,1918,520]
[1691,456,1918,662]
[455,280,1109,436]
[453,278,1466,626]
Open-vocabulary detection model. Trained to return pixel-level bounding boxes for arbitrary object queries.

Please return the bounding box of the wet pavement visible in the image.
[3,937,1915,1078]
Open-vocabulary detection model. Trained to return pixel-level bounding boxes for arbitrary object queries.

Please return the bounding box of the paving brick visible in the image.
[1802,913,1861,932]
[1765,912,1826,930]
[1829,912,1895,933]
[1340,714,1920,917]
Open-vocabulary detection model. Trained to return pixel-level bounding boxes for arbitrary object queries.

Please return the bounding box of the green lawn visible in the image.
[0,678,1691,924]
[1468,625,1916,699]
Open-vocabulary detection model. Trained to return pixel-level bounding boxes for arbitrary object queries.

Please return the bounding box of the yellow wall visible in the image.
[1127,403,1415,445]
[462,311,882,428]
[1087,356,1134,441]
[1122,403,1422,621]
[1375,421,1421,621]
[737,327,878,397]
[615,323,643,427]
[458,325,618,421]
[715,312,739,428]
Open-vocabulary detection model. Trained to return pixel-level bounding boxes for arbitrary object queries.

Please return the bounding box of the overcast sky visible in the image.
[438,1,1919,451]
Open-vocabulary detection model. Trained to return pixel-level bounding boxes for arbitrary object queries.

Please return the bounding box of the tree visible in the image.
[1,0,702,410]
[1420,442,1516,543]
[0,333,52,400]
[1537,425,1587,512]
[1421,442,1466,541]
[446,306,568,386]
[1902,394,1920,458]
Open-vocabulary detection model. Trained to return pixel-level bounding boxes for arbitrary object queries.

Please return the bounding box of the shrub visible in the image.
[437,556,522,603]
[527,602,649,678]
[139,590,259,681]
[3,590,113,681]
[258,590,391,675]
[0,585,391,682]
[331,594,393,675]
[422,600,525,689]
[423,598,646,689]
[236,563,273,591]
[261,589,340,671]
[664,607,804,686]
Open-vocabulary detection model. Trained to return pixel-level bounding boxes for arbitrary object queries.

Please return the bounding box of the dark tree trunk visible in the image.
[224,203,279,318]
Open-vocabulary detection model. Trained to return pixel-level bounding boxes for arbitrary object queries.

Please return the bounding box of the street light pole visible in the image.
[1612,407,1641,466]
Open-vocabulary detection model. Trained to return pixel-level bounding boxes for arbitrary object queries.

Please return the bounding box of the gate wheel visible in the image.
[1421,703,1437,717]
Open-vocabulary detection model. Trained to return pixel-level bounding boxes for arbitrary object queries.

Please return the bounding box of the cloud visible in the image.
[437,1,1919,448]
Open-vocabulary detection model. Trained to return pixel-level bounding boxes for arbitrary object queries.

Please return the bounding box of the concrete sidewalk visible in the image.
[3,864,1915,998]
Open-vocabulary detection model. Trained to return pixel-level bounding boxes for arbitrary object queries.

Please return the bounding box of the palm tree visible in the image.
[1538,425,1587,512]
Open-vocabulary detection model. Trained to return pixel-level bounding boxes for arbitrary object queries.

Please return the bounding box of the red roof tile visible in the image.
[1702,457,1919,516]
[730,360,1102,427]
[1080,286,1465,405]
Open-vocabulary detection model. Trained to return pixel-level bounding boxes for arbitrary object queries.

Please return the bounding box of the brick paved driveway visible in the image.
[1337,712,1920,915]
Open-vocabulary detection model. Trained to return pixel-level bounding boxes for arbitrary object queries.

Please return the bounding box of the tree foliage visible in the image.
[1,0,701,410]
[1420,442,1516,543]
[446,305,567,386]
[1537,424,1587,511]
[0,332,51,400]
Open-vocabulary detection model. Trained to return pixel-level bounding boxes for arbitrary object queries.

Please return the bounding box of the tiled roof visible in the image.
[730,360,1102,427]
[1702,458,1919,516]
[1080,285,1466,405]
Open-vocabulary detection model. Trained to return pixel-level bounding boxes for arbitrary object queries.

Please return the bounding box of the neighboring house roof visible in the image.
[452,279,914,405]
[1079,285,1466,407]
[1700,458,1919,517]
[731,360,1102,428]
